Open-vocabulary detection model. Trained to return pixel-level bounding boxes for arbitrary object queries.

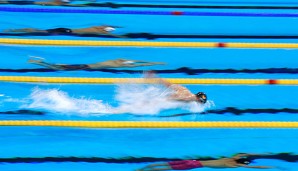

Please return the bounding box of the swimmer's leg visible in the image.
[3,28,47,33]
[28,59,66,70]
[34,0,65,6]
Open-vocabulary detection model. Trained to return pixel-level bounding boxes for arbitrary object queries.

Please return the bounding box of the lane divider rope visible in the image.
[0,76,297,85]
[4,2,298,10]
[2,38,298,49]
[0,121,297,128]
[1,7,298,17]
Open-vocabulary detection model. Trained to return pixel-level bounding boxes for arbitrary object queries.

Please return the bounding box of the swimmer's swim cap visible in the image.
[236,158,252,165]
[62,0,71,2]
[104,27,116,32]
[195,92,207,104]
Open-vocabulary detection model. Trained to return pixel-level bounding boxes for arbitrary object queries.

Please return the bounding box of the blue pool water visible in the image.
[0,1,298,171]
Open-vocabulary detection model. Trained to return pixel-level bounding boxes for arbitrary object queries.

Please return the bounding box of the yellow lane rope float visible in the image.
[2,38,298,48]
[0,76,297,85]
[0,121,297,128]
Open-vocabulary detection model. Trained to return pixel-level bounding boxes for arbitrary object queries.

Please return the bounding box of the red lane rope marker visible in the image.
[171,11,183,15]
[268,79,278,85]
[217,42,227,47]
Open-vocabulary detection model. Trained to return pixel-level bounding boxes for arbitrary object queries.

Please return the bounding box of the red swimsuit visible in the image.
[168,160,203,170]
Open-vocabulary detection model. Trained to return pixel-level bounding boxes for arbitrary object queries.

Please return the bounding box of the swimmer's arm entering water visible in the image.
[145,72,197,102]
[144,71,171,86]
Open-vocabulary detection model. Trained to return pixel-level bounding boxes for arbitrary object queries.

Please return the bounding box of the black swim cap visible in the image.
[195,92,207,104]
[235,158,252,165]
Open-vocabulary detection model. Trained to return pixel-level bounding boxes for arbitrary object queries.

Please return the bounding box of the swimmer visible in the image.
[137,153,275,171]
[0,0,69,6]
[145,71,207,104]
[28,57,165,70]
[4,25,126,38]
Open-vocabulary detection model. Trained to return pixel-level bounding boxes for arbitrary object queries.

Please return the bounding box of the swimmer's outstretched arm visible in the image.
[232,153,270,159]
[237,164,275,169]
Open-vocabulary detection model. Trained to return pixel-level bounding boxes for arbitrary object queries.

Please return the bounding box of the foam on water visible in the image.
[22,84,212,115]
[23,87,111,115]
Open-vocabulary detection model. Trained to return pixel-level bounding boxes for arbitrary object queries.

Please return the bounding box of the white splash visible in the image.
[23,87,112,115]
[23,84,212,115]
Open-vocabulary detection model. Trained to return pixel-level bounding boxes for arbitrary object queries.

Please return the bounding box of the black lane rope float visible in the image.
[0,68,297,75]
[3,33,298,40]
[158,108,298,118]
[1,108,298,116]
[3,1,298,10]
[0,110,45,115]
[0,153,297,163]
[2,7,298,17]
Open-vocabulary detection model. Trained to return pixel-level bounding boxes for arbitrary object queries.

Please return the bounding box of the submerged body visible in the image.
[137,154,274,171]
[4,26,125,38]
[28,58,165,70]
[0,0,69,6]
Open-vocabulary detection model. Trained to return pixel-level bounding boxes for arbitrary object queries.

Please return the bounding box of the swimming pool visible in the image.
[0,1,297,171]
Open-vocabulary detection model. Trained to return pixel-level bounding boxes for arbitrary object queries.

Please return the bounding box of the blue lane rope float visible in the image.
[2,7,298,17]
